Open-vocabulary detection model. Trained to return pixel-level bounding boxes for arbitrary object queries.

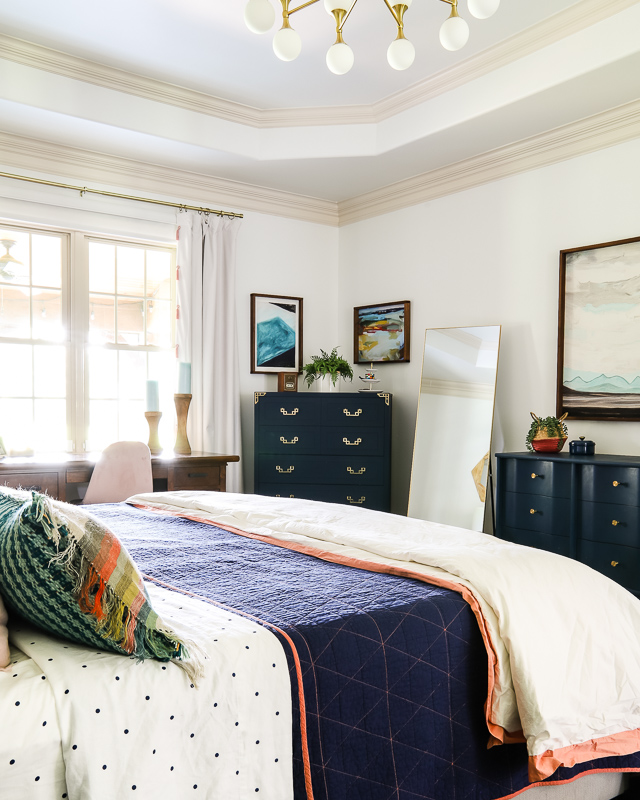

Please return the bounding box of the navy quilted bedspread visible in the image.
[91,503,640,800]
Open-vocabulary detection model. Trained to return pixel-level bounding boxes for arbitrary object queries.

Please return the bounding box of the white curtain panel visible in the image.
[176,211,243,492]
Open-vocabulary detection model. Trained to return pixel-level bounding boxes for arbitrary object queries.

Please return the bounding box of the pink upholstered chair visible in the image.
[82,441,153,505]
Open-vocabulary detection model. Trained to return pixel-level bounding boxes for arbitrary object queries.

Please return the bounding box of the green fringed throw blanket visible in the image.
[0,487,202,681]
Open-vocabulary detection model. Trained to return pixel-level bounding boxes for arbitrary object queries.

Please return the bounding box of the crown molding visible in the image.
[0,132,339,226]
[0,0,636,130]
[338,98,640,226]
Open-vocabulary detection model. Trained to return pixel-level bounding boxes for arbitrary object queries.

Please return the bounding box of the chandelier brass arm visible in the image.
[243,0,500,74]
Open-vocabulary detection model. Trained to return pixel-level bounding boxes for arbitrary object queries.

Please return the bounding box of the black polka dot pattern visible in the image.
[2,584,290,798]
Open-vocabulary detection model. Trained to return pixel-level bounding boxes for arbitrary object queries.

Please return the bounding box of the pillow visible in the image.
[0,592,9,669]
[0,487,198,673]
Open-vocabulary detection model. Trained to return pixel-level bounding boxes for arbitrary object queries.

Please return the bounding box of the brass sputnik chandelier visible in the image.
[244,0,500,75]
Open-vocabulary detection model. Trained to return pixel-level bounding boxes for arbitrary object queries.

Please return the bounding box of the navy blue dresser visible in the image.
[496,452,640,594]
[254,391,392,511]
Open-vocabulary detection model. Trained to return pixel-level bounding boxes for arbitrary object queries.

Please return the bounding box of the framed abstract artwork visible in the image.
[557,235,640,420]
[354,300,410,363]
[250,293,303,374]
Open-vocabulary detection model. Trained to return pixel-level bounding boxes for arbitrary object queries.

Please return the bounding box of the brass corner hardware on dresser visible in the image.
[0,452,239,502]
[254,392,392,511]
[496,452,640,595]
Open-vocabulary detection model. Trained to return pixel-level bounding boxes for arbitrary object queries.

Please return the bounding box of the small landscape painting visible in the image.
[354,300,410,363]
[251,293,303,374]
[557,236,640,420]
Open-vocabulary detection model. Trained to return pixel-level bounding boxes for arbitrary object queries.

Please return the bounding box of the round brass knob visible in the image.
[611,561,619,567]
[613,481,620,487]
[530,508,537,515]
[531,473,538,479]
[612,520,619,526]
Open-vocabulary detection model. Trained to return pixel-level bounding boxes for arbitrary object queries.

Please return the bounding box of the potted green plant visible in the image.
[302,348,354,392]
[526,412,568,452]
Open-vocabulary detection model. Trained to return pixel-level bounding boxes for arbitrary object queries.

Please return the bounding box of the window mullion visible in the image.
[69,232,89,453]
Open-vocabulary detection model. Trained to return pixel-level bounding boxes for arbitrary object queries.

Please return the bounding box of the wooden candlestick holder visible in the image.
[144,411,163,455]
[174,393,192,455]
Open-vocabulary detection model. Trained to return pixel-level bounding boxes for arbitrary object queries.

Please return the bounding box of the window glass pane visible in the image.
[117,297,144,345]
[31,235,62,288]
[119,399,146,442]
[0,231,29,284]
[87,400,118,451]
[147,250,172,299]
[87,347,118,399]
[34,345,66,398]
[0,398,34,455]
[32,289,65,342]
[119,351,145,400]
[0,343,33,396]
[117,246,144,296]
[34,399,67,452]
[89,242,115,294]
[146,299,172,347]
[89,295,115,344]
[0,285,30,338]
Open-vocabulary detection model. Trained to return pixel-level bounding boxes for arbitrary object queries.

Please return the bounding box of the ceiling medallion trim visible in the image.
[0,0,635,129]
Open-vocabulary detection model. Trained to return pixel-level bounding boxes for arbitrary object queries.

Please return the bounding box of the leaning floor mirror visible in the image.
[407,325,501,532]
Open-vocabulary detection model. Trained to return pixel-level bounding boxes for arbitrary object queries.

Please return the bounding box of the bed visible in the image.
[1,489,640,800]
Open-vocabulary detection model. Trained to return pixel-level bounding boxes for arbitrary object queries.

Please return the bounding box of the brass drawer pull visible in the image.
[275,494,295,498]
[347,496,366,504]
[280,436,299,445]
[613,481,621,487]
[612,520,619,526]
[343,408,362,417]
[347,467,366,475]
[529,508,537,515]
[530,473,541,479]
[343,437,362,446]
[276,466,294,473]
[280,408,298,416]
[611,560,619,567]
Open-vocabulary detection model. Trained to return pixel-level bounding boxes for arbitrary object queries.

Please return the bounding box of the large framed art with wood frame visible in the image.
[557,235,640,420]
[250,293,303,374]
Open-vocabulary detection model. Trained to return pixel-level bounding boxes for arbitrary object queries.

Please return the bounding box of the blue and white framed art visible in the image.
[251,293,303,374]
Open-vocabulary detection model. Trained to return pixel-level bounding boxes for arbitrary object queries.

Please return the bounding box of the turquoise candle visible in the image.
[178,362,191,394]
[146,380,159,411]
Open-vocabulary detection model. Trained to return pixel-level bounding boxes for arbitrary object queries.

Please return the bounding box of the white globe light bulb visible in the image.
[326,42,354,74]
[273,27,302,61]
[439,15,469,51]
[387,38,415,71]
[244,0,276,34]
[467,0,499,19]
[324,0,349,13]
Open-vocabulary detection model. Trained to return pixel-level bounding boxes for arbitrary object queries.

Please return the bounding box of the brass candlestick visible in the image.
[144,411,163,455]
[174,393,192,455]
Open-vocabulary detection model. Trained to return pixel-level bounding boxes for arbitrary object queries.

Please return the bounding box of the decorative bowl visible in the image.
[531,437,567,453]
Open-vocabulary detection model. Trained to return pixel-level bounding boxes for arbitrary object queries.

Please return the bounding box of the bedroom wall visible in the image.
[337,137,640,514]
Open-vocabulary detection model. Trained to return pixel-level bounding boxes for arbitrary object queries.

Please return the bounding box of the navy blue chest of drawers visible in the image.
[496,451,640,594]
[254,391,392,511]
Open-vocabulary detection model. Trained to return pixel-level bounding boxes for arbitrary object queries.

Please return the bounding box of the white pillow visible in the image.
[0,593,9,668]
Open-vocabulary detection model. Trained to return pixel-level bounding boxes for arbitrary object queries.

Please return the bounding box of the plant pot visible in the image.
[314,374,341,393]
[531,437,567,453]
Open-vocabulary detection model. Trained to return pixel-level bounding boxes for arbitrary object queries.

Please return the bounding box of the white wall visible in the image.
[338,137,640,513]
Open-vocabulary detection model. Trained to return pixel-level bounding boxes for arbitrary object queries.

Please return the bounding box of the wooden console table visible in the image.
[0,452,240,503]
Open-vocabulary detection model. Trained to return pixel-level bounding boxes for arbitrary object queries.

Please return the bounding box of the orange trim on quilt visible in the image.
[130,504,513,758]
[92,532,121,582]
[529,730,640,781]
[142,570,315,800]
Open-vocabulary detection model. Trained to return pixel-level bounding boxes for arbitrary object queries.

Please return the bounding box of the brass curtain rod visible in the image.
[0,170,243,219]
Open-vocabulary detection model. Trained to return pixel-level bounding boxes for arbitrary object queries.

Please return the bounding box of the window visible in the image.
[0,223,176,455]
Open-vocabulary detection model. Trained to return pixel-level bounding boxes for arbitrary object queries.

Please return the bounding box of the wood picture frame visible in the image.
[354,300,410,363]
[251,293,303,374]
[557,235,640,420]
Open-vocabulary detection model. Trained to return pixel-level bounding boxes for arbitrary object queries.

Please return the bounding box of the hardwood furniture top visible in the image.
[0,451,240,502]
